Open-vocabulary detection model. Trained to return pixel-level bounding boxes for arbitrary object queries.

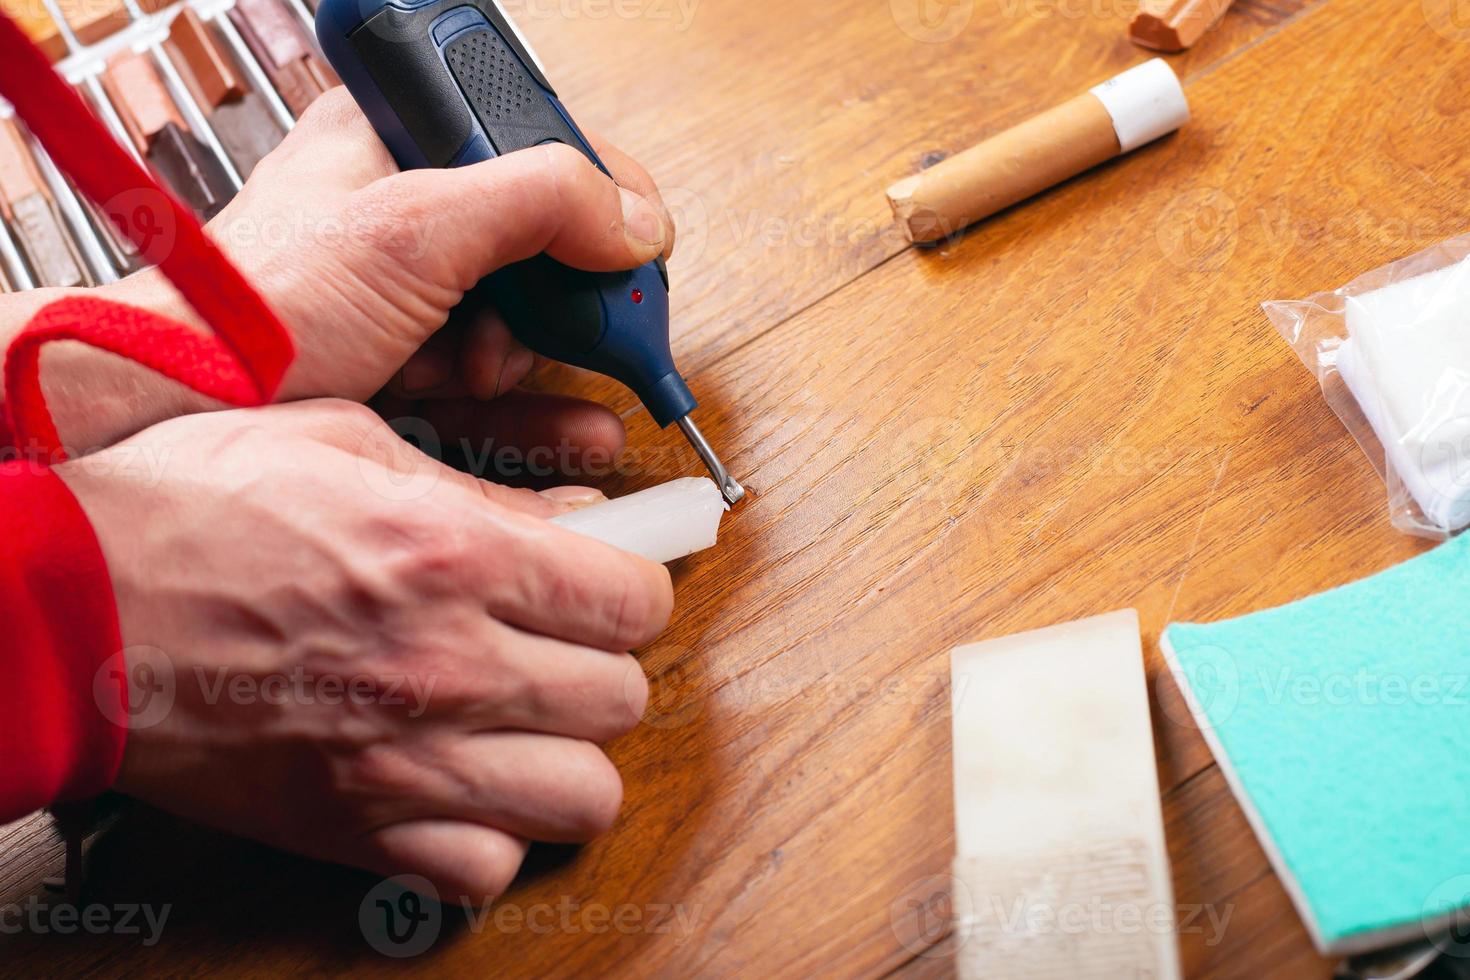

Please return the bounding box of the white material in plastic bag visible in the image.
[1266,238,1470,538]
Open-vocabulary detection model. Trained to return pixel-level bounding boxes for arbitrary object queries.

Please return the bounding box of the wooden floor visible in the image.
[5,0,1467,975]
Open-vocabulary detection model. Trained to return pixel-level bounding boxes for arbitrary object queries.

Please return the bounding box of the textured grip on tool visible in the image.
[346,6,477,168]
[445,28,579,156]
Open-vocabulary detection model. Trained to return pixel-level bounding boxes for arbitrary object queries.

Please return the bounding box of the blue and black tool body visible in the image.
[316,0,743,502]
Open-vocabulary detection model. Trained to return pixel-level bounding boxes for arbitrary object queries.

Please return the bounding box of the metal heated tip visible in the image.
[675,415,745,505]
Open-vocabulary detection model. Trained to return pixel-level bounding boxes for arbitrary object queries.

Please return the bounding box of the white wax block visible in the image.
[949,609,1179,980]
[1341,255,1470,531]
[548,477,727,564]
[1090,57,1189,153]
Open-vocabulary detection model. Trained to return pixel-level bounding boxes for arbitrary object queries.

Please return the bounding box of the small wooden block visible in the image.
[1130,0,1236,52]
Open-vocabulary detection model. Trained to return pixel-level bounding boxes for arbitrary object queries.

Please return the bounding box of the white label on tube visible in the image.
[1090,57,1190,154]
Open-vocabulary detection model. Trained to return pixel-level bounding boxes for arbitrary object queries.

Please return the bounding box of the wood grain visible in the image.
[5,0,1465,977]
[0,813,63,907]
[517,0,1313,373]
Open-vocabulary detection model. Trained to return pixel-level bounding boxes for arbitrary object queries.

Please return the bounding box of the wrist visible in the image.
[1,271,217,453]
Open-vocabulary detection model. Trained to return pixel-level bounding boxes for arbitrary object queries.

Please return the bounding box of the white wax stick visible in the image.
[949,609,1180,980]
[549,477,728,564]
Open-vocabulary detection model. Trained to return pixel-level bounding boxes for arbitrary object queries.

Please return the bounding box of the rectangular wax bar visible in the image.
[0,120,89,288]
[949,610,1180,979]
[167,10,286,177]
[168,8,247,109]
[147,121,235,220]
[101,49,188,156]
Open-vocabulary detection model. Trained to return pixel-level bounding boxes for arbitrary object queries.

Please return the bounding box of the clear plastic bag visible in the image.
[1265,235,1470,540]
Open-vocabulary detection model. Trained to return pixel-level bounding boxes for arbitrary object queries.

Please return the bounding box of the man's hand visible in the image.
[202,88,674,404]
[57,400,673,899]
[26,87,673,457]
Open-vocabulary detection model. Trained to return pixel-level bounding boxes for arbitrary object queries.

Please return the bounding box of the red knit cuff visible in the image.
[0,462,126,822]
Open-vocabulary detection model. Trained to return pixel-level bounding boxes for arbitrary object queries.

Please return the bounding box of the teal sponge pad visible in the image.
[1162,533,1470,955]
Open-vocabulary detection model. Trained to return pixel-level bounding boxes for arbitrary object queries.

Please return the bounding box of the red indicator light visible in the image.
[631,288,644,304]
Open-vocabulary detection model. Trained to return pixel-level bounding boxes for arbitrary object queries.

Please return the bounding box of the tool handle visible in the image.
[316,0,694,426]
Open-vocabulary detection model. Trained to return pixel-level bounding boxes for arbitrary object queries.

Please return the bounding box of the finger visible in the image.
[460,306,534,400]
[421,732,626,843]
[429,622,648,742]
[356,819,528,902]
[290,401,671,650]
[315,401,580,518]
[459,479,606,518]
[462,508,675,651]
[391,306,534,402]
[362,141,672,288]
[416,390,626,483]
[390,324,466,398]
[583,132,675,259]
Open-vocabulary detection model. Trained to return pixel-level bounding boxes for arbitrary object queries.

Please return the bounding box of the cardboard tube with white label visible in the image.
[886,58,1189,243]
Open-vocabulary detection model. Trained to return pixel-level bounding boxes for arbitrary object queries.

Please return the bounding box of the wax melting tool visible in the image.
[315,0,745,504]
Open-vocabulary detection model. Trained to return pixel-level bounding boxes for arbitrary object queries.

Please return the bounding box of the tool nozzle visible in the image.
[675,415,745,505]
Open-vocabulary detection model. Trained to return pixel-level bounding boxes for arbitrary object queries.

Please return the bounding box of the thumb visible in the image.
[368,141,671,289]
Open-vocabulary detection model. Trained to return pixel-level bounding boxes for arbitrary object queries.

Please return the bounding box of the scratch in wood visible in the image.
[1163,447,1234,626]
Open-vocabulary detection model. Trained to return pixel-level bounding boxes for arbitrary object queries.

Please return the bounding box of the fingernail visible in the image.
[494,345,535,398]
[620,187,666,249]
[400,357,450,395]
[540,485,607,508]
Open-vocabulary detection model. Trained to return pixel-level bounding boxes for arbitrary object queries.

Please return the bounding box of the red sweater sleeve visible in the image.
[0,463,126,823]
